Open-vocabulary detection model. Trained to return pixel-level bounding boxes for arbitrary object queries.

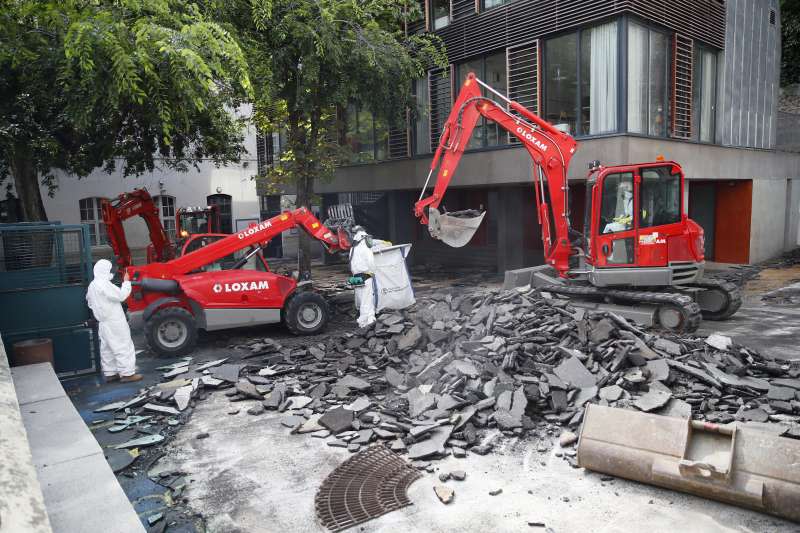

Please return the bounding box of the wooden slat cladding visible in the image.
[429,68,453,149]
[507,40,541,143]
[431,0,724,64]
[671,34,693,139]
[452,0,475,21]
[628,0,725,49]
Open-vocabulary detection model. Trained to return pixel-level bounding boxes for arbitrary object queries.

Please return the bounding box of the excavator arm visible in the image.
[101,189,173,269]
[134,207,350,278]
[414,73,578,277]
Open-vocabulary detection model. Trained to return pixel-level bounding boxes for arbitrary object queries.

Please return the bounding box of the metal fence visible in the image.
[0,223,97,376]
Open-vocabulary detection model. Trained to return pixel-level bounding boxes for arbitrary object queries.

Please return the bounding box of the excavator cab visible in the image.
[587,161,705,286]
[177,205,220,240]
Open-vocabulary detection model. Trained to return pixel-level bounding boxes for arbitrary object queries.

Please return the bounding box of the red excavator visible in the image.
[102,189,174,269]
[125,207,351,355]
[414,73,740,332]
[103,191,227,268]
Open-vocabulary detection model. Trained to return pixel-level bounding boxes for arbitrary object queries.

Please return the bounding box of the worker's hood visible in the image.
[93,259,114,282]
[354,230,369,242]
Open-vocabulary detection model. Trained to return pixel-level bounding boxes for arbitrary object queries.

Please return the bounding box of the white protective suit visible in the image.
[86,259,136,377]
[349,230,377,328]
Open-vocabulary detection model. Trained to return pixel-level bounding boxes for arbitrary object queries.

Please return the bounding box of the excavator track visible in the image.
[683,278,742,321]
[539,283,703,333]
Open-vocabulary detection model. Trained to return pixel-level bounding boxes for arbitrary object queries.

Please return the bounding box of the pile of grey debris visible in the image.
[98,285,800,472]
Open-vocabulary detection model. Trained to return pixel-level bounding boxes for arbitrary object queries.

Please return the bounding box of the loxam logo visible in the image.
[515,127,548,152]
[237,220,272,239]
[212,280,269,293]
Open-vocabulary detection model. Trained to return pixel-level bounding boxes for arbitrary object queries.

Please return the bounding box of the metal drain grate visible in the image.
[315,445,422,532]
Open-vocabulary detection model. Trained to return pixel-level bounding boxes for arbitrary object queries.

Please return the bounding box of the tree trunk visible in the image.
[11,145,48,221]
[295,173,313,279]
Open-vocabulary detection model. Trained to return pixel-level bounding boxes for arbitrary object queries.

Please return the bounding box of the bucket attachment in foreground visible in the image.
[427,207,486,248]
[577,404,800,522]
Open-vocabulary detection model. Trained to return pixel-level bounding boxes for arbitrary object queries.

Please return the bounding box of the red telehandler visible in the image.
[125,207,351,355]
[414,73,740,332]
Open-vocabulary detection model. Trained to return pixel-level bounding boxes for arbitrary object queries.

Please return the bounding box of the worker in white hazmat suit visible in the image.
[349,227,377,328]
[86,259,142,382]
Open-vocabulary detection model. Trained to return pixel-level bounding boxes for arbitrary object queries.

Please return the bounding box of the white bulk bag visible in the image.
[355,243,415,312]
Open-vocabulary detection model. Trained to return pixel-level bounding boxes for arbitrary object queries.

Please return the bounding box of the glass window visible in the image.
[456,58,485,147]
[207,194,232,234]
[599,172,634,234]
[356,108,375,162]
[455,51,508,148]
[153,195,176,241]
[583,21,618,134]
[344,104,360,163]
[639,167,681,228]
[693,46,717,143]
[431,0,449,30]
[79,197,108,246]
[342,104,390,162]
[545,32,578,135]
[628,22,669,136]
[413,78,431,155]
[484,0,515,10]
[374,115,389,161]
[484,52,507,146]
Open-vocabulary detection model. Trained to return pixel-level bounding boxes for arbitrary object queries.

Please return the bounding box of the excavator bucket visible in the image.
[577,404,800,522]
[428,207,486,248]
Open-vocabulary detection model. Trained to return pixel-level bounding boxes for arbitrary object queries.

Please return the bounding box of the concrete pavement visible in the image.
[154,391,793,532]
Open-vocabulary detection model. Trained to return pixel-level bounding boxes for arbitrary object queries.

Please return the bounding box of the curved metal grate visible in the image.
[315,445,422,532]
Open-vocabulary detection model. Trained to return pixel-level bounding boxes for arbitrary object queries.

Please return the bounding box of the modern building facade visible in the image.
[320,0,800,270]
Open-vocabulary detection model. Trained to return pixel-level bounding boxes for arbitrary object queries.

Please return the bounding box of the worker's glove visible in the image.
[613,215,633,227]
[347,276,365,287]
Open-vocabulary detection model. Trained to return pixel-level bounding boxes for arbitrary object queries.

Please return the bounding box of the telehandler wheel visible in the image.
[145,306,198,356]
[284,291,330,335]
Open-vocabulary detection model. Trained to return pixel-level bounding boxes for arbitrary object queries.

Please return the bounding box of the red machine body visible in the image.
[101,189,174,269]
[414,73,704,278]
[127,207,351,355]
[176,205,221,238]
[414,73,738,331]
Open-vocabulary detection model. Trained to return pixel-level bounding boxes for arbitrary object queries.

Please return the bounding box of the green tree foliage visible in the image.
[208,0,446,274]
[782,0,800,86]
[0,0,251,220]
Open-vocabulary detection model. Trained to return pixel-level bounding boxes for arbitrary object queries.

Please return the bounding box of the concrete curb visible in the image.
[0,335,53,533]
[11,361,146,533]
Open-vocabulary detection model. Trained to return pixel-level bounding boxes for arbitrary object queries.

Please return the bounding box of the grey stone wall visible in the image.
[0,337,53,533]
[718,0,781,149]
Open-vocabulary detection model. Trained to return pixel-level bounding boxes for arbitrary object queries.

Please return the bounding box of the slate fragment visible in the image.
[212,363,242,383]
[319,407,354,434]
[554,356,596,388]
[335,375,371,391]
[236,380,264,400]
[633,390,672,412]
[768,386,796,401]
[407,425,454,459]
